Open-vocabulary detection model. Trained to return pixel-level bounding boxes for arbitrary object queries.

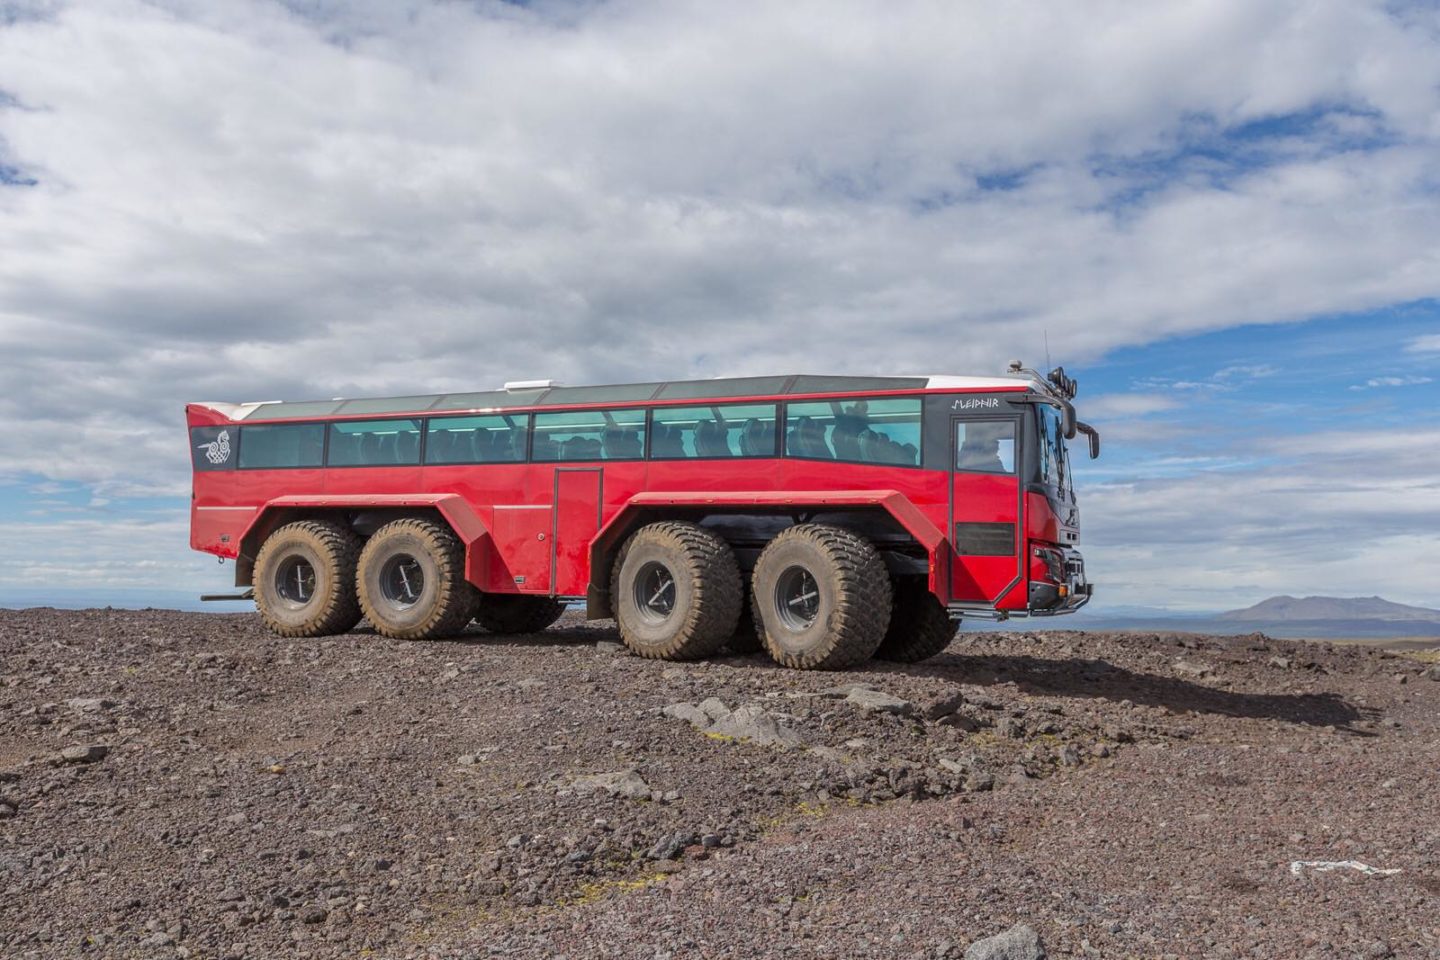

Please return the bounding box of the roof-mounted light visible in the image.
[1047,366,1078,400]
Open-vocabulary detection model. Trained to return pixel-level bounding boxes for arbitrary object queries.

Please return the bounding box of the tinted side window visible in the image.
[327,419,422,466]
[650,404,778,458]
[190,426,237,471]
[426,415,529,464]
[785,398,922,466]
[955,420,1016,474]
[532,409,646,462]
[238,423,326,469]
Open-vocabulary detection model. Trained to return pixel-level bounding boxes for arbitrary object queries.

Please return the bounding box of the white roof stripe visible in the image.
[921,375,1032,390]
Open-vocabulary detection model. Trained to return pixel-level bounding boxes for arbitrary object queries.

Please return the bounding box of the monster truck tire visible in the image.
[475,594,567,634]
[253,520,364,638]
[751,523,891,671]
[612,522,742,661]
[357,518,477,641]
[874,576,957,662]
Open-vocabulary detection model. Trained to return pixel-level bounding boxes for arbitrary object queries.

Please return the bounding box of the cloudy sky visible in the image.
[1,0,1438,612]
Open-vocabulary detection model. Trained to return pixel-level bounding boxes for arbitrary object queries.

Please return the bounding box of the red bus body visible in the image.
[186,374,1092,621]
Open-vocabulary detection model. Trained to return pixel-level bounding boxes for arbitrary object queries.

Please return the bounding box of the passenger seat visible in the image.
[359,433,383,464]
[695,419,732,457]
[830,413,865,460]
[427,431,454,463]
[396,431,420,464]
[331,432,361,465]
[651,422,686,458]
[561,437,603,461]
[470,430,496,462]
[740,419,774,456]
[507,428,529,461]
[603,427,643,459]
[801,418,833,458]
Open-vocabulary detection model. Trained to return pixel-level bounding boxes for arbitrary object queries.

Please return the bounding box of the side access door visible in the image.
[551,467,603,596]
[949,415,1026,609]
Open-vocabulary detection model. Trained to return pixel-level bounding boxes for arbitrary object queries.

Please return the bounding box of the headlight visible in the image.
[1031,546,1064,582]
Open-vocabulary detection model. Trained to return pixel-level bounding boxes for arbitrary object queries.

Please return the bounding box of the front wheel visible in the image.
[751,524,891,670]
[612,522,742,661]
[357,518,478,640]
[253,520,363,638]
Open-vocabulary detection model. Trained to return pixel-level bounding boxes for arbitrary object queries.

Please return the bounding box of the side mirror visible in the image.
[1061,401,1077,440]
[1076,421,1100,459]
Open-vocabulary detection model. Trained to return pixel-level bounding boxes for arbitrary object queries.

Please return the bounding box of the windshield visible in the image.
[1036,405,1073,500]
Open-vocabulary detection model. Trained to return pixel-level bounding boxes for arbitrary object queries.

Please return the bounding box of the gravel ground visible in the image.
[1,608,1436,959]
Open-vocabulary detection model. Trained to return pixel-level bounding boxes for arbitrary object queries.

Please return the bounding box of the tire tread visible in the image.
[357,517,476,641]
[254,519,363,638]
[476,595,566,634]
[752,523,891,670]
[874,577,956,662]
[612,521,742,661]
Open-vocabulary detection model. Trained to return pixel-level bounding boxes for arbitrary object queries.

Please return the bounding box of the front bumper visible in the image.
[1027,547,1092,615]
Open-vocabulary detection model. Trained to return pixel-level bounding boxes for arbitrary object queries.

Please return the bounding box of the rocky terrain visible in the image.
[1,608,1437,959]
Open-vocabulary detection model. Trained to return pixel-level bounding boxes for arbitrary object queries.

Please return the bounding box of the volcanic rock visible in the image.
[964,923,1046,960]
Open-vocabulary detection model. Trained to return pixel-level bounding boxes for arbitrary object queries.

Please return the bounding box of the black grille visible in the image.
[954,522,1015,556]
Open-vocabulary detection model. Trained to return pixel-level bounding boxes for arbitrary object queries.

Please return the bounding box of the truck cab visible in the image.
[941,366,1096,619]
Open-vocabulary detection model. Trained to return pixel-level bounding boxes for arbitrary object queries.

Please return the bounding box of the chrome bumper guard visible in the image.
[945,548,1092,621]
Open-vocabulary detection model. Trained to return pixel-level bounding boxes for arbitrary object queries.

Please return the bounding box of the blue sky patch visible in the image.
[1069,302,1440,485]
[1089,106,1397,214]
[0,162,36,186]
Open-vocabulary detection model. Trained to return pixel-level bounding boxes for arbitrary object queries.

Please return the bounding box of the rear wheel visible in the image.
[357,518,477,640]
[874,577,957,662]
[475,594,566,634]
[751,524,891,670]
[612,522,742,661]
[253,520,363,638]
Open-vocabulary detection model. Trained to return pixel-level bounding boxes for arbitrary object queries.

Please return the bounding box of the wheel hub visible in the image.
[379,554,425,609]
[274,556,317,606]
[633,560,677,624]
[774,565,820,631]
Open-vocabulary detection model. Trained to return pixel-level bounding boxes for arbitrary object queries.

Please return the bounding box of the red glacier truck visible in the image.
[186,366,1097,670]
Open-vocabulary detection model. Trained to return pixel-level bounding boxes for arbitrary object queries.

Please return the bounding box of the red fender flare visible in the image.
[589,490,949,610]
[238,494,491,585]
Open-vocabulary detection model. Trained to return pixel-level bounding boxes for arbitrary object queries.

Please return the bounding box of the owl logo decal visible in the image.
[197,429,232,465]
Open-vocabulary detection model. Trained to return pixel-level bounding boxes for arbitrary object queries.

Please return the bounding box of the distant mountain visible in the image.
[1218,595,1440,622]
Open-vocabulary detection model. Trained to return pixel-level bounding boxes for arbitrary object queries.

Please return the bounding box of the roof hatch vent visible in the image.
[503,379,560,392]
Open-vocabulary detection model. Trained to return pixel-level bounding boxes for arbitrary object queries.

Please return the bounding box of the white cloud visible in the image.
[1404,334,1440,353]
[1081,427,1440,609]
[1087,534,1440,613]
[1081,393,1181,420]
[1135,362,1287,394]
[1349,374,1434,389]
[0,513,199,589]
[1213,364,1279,381]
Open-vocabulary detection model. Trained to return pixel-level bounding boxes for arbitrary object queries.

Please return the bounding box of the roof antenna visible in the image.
[1044,329,1052,373]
